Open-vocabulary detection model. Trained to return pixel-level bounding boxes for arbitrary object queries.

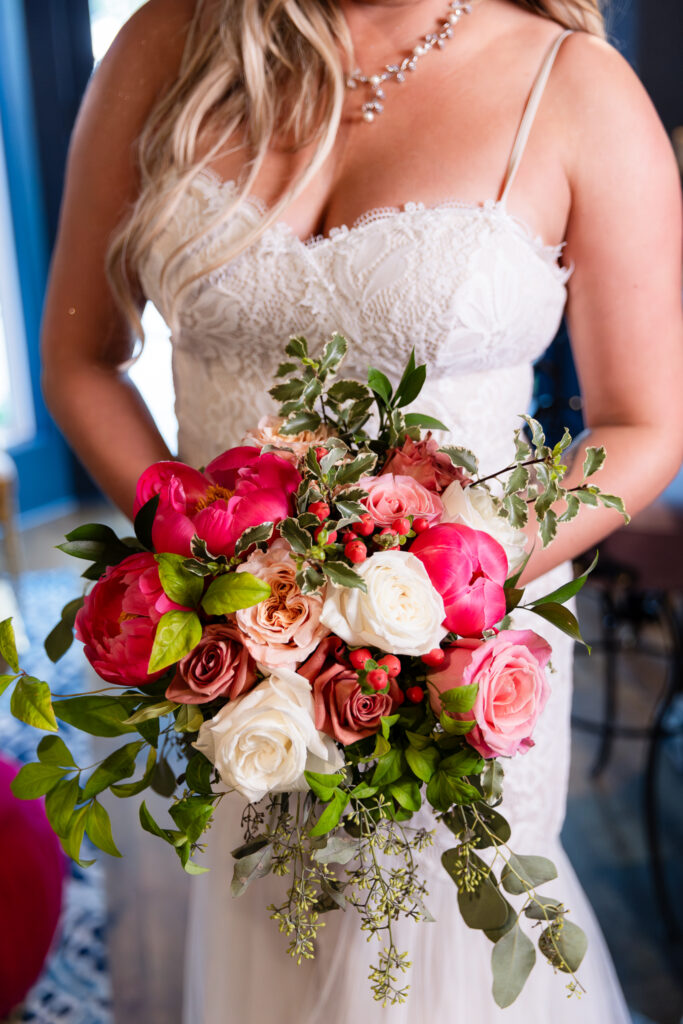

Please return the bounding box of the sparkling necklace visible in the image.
[346,1,474,123]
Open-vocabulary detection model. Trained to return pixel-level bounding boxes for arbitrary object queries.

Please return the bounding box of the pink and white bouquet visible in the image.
[1,335,627,1007]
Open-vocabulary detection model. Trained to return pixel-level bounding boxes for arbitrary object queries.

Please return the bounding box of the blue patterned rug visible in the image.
[0,571,113,1024]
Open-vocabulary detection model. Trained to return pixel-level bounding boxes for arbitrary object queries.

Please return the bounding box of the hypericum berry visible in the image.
[412,517,430,534]
[393,688,405,705]
[314,526,337,545]
[421,648,446,668]
[349,648,373,671]
[377,654,401,677]
[406,686,424,703]
[352,513,375,537]
[393,517,411,536]
[315,447,328,462]
[309,501,330,521]
[367,669,389,691]
[378,527,400,549]
[345,539,367,564]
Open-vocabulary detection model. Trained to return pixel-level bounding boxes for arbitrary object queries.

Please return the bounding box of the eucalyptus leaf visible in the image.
[481,760,504,805]
[524,896,564,921]
[491,923,536,1007]
[231,842,274,897]
[311,835,358,866]
[501,854,558,895]
[539,920,588,973]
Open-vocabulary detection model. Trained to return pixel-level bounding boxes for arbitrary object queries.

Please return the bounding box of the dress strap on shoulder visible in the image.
[499,28,574,206]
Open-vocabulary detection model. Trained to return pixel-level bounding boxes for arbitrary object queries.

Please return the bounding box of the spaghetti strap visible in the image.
[499,28,574,206]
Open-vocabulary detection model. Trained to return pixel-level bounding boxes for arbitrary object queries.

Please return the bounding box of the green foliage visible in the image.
[201,572,271,616]
[155,553,204,607]
[85,801,122,858]
[526,602,590,651]
[491,924,536,1008]
[438,446,479,475]
[439,683,478,714]
[37,735,77,768]
[148,610,203,672]
[44,777,79,835]
[11,677,58,731]
[52,695,138,737]
[82,741,145,800]
[11,761,67,799]
[501,854,558,895]
[0,617,19,672]
[45,597,85,663]
[539,920,588,972]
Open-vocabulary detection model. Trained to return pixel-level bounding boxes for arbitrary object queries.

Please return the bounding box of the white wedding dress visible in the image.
[140,29,631,1024]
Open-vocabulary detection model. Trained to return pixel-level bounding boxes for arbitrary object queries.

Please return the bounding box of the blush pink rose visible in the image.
[133,447,300,558]
[75,552,170,687]
[360,474,443,527]
[165,624,256,705]
[381,434,471,494]
[234,539,330,668]
[428,631,552,758]
[410,523,508,637]
[299,636,401,745]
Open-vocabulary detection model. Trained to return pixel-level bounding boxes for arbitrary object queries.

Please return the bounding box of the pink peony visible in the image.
[166,624,256,705]
[361,474,443,528]
[299,636,401,745]
[234,539,330,668]
[427,631,552,758]
[410,523,508,637]
[133,447,301,558]
[381,434,470,494]
[75,552,171,686]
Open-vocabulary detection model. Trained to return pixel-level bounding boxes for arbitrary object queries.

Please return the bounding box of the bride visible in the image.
[41,0,682,1019]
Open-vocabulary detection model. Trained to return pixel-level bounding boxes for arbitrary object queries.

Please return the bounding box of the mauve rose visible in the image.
[235,539,330,668]
[166,624,256,705]
[410,523,508,637]
[360,474,443,528]
[299,636,401,745]
[381,434,470,494]
[428,631,552,758]
[75,552,169,687]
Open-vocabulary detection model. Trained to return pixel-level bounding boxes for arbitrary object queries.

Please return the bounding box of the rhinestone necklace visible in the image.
[346,1,474,123]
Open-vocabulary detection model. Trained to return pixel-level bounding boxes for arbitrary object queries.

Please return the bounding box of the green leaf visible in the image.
[60,805,93,866]
[439,711,476,736]
[524,896,565,921]
[598,492,630,522]
[481,761,504,805]
[467,806,511,849]
[311,835,358,866]
[278,517,312,555]
[389,776,421,812]
[367,367,393,405]
[521,415,546,449]
[150,755,177,797]
[484,899,518,943]
[202,572,270,616]
[574,486,598,507]
[139,801,174,843]
[231,842,273,896]
[37,735,77,768]
[527,602,590,651]
[111,748,157,797]
[148,610,203,673]
[169,795,214,843]
[269,378,306,402]
[45,597,85,663]
[82,740,145,799]
[304,769,346,802]
[285,335,308,360]
[280,410,321,435]
[0,618,19,672]
[505,587,524,614]
[501,854,558,895]
[44,777,80,835]
[527,552,598,608]
[0,673,16,697]
[332,452,377,486]
[503,493,529,529]
[11,761,67,799]
[234,521,274,557]
[309,789,349,837]
[155,553,204,607]
[558,492,581,523]
[275,361,297,377]
[439,446,479,476]
[85,800,122,857]
[11,677,58,731]
[393,364,426,408]
[350,781,378,799]
[539,920,588,972]
[491,923,536,1007]
[186,751,214,795]
[440,749,485,776]
[322,561,367,590]
[174,703,204,733]
[300,377,323,409]
[439,683,478,714]
[442,850,508,929]
[319,332,348,375]
[504,465,530,496]
[124,700,177,725]
[582,446,606,479]
[371,748,404,787]
[53,695,138,737]
[403,412,449,431]
[538,508,558,547]
[327,379,369,404]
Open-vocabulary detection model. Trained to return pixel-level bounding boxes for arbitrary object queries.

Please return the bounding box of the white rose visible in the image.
[440,481,527,571]
[193,668,342,803]
[320,549,447,657]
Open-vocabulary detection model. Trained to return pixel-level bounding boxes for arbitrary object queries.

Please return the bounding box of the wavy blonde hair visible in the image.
[108,0,605,338]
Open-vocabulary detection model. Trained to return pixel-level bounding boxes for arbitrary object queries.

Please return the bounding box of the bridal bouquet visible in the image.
[1,335,627,1007]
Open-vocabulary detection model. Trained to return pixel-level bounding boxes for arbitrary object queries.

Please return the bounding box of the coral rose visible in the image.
[166,624,256,705]
[410,523,508,637]
[360,474,443,528]
[299,636,401,745]
[427,631,552,758]
[234,539,330,668]
[133,447,300,558]
[381,434,470,494]
[242,415,333,464]
[75,552,170,686]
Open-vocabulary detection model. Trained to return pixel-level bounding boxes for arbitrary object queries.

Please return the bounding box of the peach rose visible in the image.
[381,434,470,494]
[360,474,443,527]
[166,624,256,705]
[234,538,330,668]
[427,630,552,758]
[242,415,333,464]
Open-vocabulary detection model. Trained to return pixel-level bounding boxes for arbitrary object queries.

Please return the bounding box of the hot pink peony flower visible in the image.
[133,447,301,558]
[299,636,401,745]
[427,631,552,758]
[410,523,508,637]
[360,474,443,528]
[166,624,256,705]
[381,434,470,494]
[75,552,171,686]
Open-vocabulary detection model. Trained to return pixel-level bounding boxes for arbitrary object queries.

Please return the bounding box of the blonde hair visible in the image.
[108,0,605,338]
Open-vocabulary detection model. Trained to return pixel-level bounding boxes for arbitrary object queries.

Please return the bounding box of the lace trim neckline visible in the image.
[189,166,571,277]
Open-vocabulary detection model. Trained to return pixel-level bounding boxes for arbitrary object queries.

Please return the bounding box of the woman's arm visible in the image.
[519,33,683,585]
[41,0,196,518]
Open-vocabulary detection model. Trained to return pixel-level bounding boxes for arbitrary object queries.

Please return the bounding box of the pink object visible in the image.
[166,623,257,704]
[0,755,65,1017]
[134,447,300,559]
[380,434,470,493]
[360,474,443,528]
[427,631,552,758]
[410,523,508,637]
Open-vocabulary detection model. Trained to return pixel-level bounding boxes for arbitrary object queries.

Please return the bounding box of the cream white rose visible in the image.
[193,668,342,802]
[440,481,527,571]
[320,549,447,656]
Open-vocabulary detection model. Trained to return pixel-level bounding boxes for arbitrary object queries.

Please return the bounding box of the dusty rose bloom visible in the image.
[381,434,470,494]
[361,474,443,527]
[242,416,333,465]
[166,624,256,704]
[235,538,330,668]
